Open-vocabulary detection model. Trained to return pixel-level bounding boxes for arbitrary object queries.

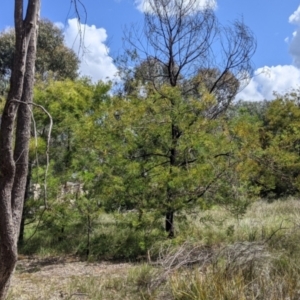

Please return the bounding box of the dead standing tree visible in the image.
[124,0,256,237]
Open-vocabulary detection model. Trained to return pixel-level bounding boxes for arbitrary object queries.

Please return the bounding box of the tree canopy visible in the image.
[0,19,79,85]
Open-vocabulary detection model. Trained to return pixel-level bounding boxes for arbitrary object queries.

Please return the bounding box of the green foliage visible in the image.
[263,94,300,195]
[243,91,300,197]
[21,210,165,260]
[0,29,14,78]
[33,78,101,175]
[23,79,112,256]
[26,77,261,251]
[36,20,79,80]
[26,70,300,258]
[223,94,300,199]
[84,85,253,224]
[0,19,79,87]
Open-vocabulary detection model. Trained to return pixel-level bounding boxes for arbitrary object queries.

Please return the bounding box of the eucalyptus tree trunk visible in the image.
[0,0,40,298]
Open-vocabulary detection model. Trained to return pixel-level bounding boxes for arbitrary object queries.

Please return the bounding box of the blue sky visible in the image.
[1,0,300,100]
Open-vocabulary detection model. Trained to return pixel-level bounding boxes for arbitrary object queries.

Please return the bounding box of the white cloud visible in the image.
[289,5,300,24]
[237,65,300,101]
[236,6,300,101]
[64,19,118,82]
[135,0,217,14]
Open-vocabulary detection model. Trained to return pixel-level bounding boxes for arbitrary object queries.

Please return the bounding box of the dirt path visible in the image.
[9,257,135,300]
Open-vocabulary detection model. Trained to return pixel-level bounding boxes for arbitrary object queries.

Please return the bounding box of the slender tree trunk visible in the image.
[0,1,40,298]
[165,210,174,237]
[18,162,32,246]
[86,214,91,258]
[165,123,179,238]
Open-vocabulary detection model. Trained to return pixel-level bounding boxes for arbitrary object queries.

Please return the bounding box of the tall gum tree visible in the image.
[123,0,256,236]
[0,1,85,297]
[0,0,40,297]
[0,0,41,297]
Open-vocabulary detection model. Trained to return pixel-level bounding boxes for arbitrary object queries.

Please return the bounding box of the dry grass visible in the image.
[164,199,300,300]
[9,258,135,300]
[9,198,300,300]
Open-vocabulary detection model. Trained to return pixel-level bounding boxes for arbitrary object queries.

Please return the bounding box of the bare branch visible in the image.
[12,100,53,209]
[122,0,256,115]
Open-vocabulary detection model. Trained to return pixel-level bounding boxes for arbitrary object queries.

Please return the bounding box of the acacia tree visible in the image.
[123,0,256,236]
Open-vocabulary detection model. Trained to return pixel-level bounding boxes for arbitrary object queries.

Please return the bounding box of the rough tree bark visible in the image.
[0,0,40,298]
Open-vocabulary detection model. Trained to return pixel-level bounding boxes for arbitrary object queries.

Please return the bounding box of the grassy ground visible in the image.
[10,198,300,299]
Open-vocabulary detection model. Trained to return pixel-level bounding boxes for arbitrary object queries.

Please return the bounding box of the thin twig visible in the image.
[264,219,289,244]
[12,100,53,209]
